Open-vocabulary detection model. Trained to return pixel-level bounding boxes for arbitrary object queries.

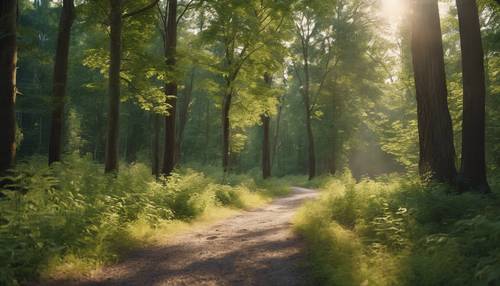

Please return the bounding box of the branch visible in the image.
[123,0,160,18]
[177,0,196,24]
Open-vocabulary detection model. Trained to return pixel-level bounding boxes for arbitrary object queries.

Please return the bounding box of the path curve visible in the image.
[72,187,317,286]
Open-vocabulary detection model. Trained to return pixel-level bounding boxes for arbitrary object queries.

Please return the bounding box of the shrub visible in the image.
[295,171,500,286]
[0,156,304,285]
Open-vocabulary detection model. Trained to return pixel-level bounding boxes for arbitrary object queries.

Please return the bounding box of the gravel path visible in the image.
[66,187,318,286]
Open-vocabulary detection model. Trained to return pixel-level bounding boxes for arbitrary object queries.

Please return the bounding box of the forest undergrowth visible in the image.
[295,171,500,286]
[0,155,305,285]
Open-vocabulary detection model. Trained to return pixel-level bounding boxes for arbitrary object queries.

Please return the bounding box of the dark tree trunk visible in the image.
[175,68,195,164]
[204,97,211,164]
[305,103,316,180]
[328,82,338,175]
[222,88,233,174]
[410,0,457,183]
[301,44,316,180]
[0,0,17,176]
[302,80,316,179]
[104,0,122,173]
[262,114,271,179]
[270,96,283,170]
[456,0,490,192]
[161,0,178,176]
[49,0,75,165]
[152,113,161,177]
[262,73,272,179]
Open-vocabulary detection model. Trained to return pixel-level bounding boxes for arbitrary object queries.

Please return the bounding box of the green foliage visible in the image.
[0,156,298,285]
[295,172,500,286]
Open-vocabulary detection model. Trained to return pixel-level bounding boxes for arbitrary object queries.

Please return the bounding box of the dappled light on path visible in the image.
[65,188,318,286]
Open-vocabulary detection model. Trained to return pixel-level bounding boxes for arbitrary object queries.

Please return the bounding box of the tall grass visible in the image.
[0,155,301,285]
[294,171,500,286]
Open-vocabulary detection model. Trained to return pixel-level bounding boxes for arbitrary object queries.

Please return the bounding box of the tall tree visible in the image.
[152,114,162,177]
[261,73,272,179]
[48,0,76,165]
[0,0,18,176]
[104,0,159,173]
[160,0,178,176]
[456,0,490,192]
[292,0,336,179]
[202,0,289,174]
[410,0,457,183]
[104,0,123,173]
[175,68,195,164]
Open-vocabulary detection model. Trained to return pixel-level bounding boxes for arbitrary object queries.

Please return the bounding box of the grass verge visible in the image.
[294,171,500,286]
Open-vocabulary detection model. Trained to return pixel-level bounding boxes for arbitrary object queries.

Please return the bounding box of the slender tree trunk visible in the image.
[304,102,316,180]
[328,80,338,175]
[104,0,122,173]
[49,0,75,165]
[152,113,161,177]
[175,68,195,164]
[270,94,284,170]
[0,0,17,176]
[204,97,211,164]
[261,73,272,179]
[162,0,178,176]
[302,53,316,180]
[262,114,271,179]
[222,88,233,174]
[410,0,457,183]
[456,0,490,192]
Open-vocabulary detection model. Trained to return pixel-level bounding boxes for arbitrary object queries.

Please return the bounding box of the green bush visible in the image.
[0,156,303,285]
[295,172,500,286]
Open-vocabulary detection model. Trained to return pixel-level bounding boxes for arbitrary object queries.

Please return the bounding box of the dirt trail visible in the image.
[70,187,317,286]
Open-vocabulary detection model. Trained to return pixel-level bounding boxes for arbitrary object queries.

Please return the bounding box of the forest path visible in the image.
[72,187,318,286]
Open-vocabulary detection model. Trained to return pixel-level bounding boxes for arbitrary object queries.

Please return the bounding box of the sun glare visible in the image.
[381,0,407,23]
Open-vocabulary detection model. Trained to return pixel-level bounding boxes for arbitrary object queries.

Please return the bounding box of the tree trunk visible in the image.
[204,97,211,164]
[305,103,316,180]
[302,52,316,180]
[410,0,457,183]
[152,113,161,177]
[104,0,122,173]
[271,93,284,170]
[261,73,272,179]
[49,0,75,165]
[328,80,338,175]
[161,0,178,176]
[456,0,490,192]
[262,114,271,179]
[222,88,233,174]
[0,0,17,176]
[175,68,195,164]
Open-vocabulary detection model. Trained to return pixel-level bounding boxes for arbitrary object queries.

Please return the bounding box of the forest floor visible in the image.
[47,187,318,286]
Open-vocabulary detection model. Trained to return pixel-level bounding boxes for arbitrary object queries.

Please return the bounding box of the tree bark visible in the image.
[152,113,161,177]
[161,0,178,176]
[222,88,233,174]
[104,0,122,173]
[262,114,271,179]
[261,73,272,179]
[456,0,490,192]
[49,0,75,165]
[302,53,316,180]
[270,94,284,170]
[175,68,195,164]
[304,99,316,180]
[410,0,457,183]
[204,97,211,164]
[0,0,18,176]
